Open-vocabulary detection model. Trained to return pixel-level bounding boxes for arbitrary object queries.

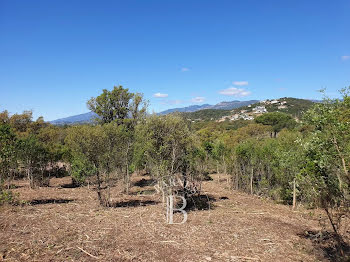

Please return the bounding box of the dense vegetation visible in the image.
[182,109,233,121]
[1,86,349,255]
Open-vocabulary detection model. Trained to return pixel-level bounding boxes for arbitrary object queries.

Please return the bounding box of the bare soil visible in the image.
[0,174,345,261]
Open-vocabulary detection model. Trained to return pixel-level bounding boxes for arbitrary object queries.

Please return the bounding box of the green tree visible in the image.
[255,112,296,137]
[272,130,304,203]
[135,114,194,202]
[37,125,68,178]
[0,111,10,124]
[212,139,227,175]
[87,86,147,125]
[18,135,49,188]
[301,88,350,248]
[65,125,107,205]
[65,123,131,206]
[9,110,33,135]
[0,124,18,191]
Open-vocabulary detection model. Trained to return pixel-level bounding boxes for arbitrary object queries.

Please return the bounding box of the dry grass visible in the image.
[0,174,341,261]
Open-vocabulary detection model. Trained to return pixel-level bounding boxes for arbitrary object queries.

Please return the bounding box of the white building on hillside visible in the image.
[252,106,267,114]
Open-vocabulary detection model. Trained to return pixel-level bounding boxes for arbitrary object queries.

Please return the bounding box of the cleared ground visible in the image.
[0,174,341,261]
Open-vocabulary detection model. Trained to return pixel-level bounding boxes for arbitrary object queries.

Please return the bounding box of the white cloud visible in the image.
[153,93,168,98]
[341,55,350,61]
[181,67,190,72]
[233,81,248,86]
[191,96,205,103]
[219,87,251,97]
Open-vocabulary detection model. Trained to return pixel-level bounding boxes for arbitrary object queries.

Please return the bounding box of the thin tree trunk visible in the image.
[324,207,344,256]
[96,171,106,206]
[6,170,12,190]
[223,155,227,175]
[126,166,130,195]
[183,169,188,200]
[27,167,34,189]
[292,178,296,211]
[332,136,349,188]
[238,163,243,191]
[250,167,254,195]
[106,172,111,205]
[0,170,3,192]
[125,142,131,194]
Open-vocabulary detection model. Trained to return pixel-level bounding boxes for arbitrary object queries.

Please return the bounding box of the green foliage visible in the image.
[0,190,18,205]
[37,125,68,162]
[182,109,232,121]
[0,111,64,192]
[87,86,147,125]
[191,119,251,132]
[255,112,296,137]
[0,124,18,187]
[70,155,96,185]
[87,86,133,124]
[300,88,350,229]
[18,135,49,188]
[135,114,192,180]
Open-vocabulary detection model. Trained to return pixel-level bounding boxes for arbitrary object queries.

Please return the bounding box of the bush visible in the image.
[70,156,96,186]
[0,190,18,205]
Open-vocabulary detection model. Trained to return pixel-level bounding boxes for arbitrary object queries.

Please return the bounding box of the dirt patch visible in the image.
[0,173,338,261]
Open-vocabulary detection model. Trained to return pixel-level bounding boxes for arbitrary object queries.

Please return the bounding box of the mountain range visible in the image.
[54,98,321,125]
[50,112,98,125]
[158,100,259,114]
[50,100,259,125]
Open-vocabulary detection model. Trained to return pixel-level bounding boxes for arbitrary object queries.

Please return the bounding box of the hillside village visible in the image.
[217,99,290,122]
[182,97,314,122]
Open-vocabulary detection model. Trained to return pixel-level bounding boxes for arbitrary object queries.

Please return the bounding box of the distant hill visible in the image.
[181,109,233,121]
[159,100,259,115]
[183,97,317,121]
[50,112,98,125]
[232,97,315,117]
[159,104,212,114]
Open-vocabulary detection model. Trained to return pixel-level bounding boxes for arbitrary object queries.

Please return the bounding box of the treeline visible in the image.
[182,108,232,121]
[1,86,349,248]
[0,110,67,193]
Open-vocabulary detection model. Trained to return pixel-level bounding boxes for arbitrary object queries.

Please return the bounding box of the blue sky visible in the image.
[1,0,349,121]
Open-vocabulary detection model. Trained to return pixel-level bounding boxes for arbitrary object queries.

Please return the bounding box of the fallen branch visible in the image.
[77,247,99,259]
[156,240,178,244]
[231,256,260,261]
